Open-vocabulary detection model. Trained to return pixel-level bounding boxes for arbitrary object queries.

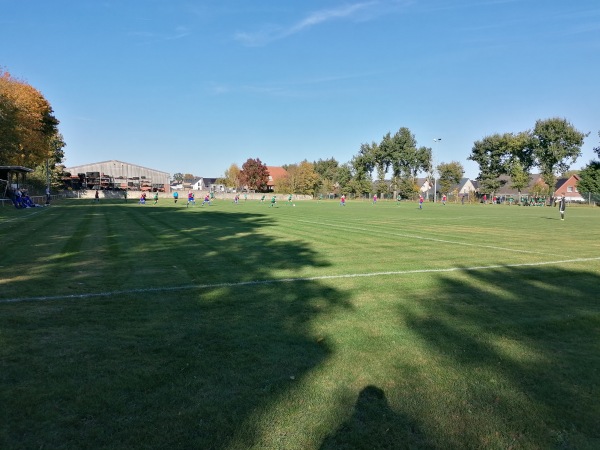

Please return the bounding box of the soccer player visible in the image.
[558,192,566,221]
[419,195,423,209]
[153,192,159,205]
[173,191,179,203]
[340,194,346,206]
[373,194,377,205]
[269,195,277,207]
[202,194,211,206]
[442,194,446,205]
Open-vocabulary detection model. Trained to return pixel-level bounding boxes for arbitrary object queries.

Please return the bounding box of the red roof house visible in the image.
[266,166,288,191]
[554,174,584,202]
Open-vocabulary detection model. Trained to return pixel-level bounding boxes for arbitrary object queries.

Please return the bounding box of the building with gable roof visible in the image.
[266,166,288,192]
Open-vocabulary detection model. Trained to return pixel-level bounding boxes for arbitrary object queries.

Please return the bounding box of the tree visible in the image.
[531,117,588,189]
[222,163,241,190]
[350,154,373,197]
[469,132,526,195]
[530,178,551,200]
[183,173,195,183]
[277,161,319,195]
[336,163,353,194]
[508,160,530,203]
[314,157,339,194]
[314,157,339,180]
[351,127,431,198]
[373,166,388,197]
[239,158,269,192]
[294,160,319,195]
[172,173,184,183]
[436,161,464,196]
[397,177,419,200]
[577,132,600,203]
[387,128,431,181]
[352,142,378,178]
[383,128,431,200]
[27,132,67,191]
[0,70,61,167]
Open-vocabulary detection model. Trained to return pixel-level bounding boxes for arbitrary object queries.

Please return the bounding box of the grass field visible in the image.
[1,197,599,449]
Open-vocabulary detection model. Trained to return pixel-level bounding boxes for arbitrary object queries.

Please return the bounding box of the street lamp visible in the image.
[433,138,442,203]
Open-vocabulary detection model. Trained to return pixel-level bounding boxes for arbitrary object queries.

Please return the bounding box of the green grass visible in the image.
[1,197,599,449]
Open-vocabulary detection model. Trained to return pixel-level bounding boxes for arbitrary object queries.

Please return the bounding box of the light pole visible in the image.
[433,138,442,203]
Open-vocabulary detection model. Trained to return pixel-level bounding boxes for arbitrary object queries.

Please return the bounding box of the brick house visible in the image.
[554,174,584,202]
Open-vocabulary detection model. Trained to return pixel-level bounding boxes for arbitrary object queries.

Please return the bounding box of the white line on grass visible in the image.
[2,256,599,304]
[296,219,565,257]
[0,206,49,225]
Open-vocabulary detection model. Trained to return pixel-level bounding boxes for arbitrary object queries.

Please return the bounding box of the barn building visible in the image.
[64,160,170,193]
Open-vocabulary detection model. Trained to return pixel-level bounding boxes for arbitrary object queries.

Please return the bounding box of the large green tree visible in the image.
[469,120,587,195]
[436,161,464,196]
[336,163,354,194]
[352,127,431,197]
[468,131,531,195]
[468,133,514,194]
[531,117,588,189]
[313,157,340,195]
[508,160,531,202]
[379,128,432,180]
[239,158,269,192]
[577,132,600,203]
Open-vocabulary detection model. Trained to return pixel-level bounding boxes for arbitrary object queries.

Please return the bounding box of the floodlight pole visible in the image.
[45,158,51,205]
[433,138,442,203]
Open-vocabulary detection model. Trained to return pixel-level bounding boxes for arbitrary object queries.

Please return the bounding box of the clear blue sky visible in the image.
[2,0,599,179]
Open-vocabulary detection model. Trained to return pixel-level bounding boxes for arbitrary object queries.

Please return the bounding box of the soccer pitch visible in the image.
[2,198,600,449]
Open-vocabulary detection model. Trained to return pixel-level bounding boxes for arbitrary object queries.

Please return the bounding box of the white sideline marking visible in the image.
[296,219,565,257]
[0,207,49,224]
[2,257,599,304]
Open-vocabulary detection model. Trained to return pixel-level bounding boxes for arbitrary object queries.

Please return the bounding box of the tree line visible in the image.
[166,122,600,201]
[2,68,598,200]
[213,128,465,199]
[213,120,599,202]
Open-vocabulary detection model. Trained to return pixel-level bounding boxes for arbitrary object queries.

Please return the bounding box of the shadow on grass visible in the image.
[396,265,600,448]
[0,202,351,449]
[320,385,428,450]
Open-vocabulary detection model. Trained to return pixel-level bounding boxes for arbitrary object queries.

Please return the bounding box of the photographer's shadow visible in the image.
[320,385,431,449]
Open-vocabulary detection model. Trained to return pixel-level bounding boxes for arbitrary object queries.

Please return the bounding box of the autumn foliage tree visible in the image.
[277,160,319,195]
[0,69,62,167]
[223,163,241,190]
[239,158,269,192]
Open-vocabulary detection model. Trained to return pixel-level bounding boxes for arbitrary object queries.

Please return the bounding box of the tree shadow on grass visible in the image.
[396,265,600,449]
[0,202,352,449]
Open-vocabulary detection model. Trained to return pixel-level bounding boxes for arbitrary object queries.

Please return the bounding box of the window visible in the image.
[567,186,573,192]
